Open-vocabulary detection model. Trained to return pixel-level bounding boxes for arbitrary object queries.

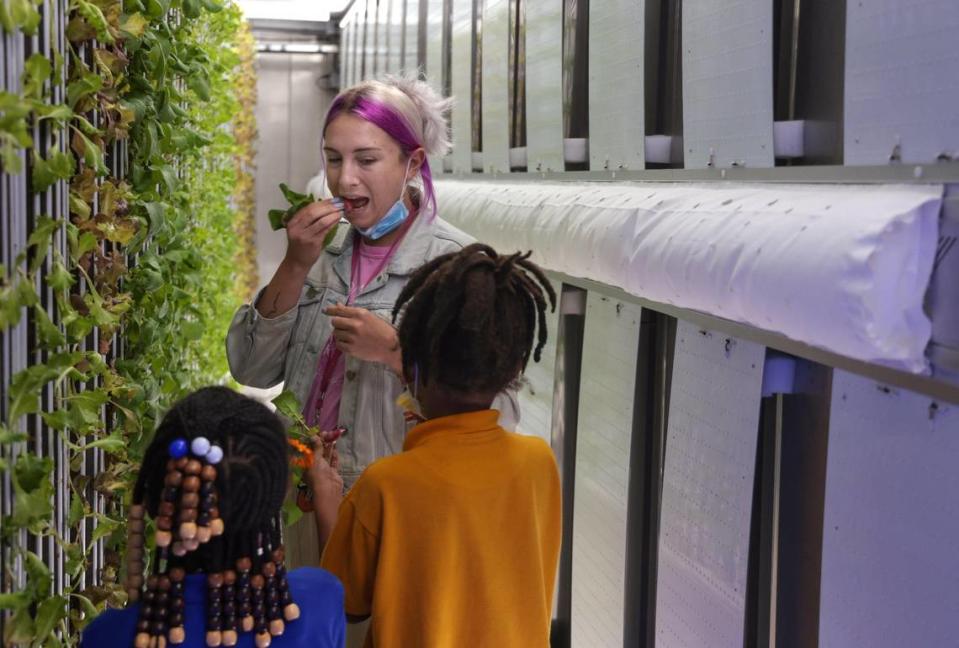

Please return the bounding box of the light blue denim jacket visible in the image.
[226,215,519,484]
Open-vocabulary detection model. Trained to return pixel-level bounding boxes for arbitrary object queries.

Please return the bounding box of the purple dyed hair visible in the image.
[322,94,438,219]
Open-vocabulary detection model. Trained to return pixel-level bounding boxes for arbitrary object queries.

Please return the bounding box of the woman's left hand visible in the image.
[325,304,402,374]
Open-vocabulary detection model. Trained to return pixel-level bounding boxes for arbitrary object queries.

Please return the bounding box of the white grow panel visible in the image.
[682,0,774,169]
[570,296,641,648]
[481,0,510,173]
[588,0,645,171]
[844,0,959,165]
[656,322,765,648]
[515,278,562,444]
[819,370,959,646]
[435,179,941,372]
[403,0,419,74]
[524,0,564,172]
[449,0,473,172]
[424,0,444,89]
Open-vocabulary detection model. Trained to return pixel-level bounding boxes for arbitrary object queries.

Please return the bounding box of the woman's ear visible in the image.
[408,148,426,180]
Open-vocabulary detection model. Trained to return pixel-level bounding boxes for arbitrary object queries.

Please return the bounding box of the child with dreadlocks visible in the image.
[308,244,562,648]
[82,387,346,648]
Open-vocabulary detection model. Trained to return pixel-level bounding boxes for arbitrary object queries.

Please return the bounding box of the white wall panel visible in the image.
[403,0,419,74]
[682,0,774,169]
[515,279,562,444]
[656,322,765,648]
[449,0,473,172]
[819,371,959,647]
[425,0,444,90]
[524,0,564,171]
[588,0,645,171]
[389,0,403,74]
[376,0,390,75]
[481,0,510,173]
[362,0,374,81]
[844,0,959,165]
[570,296,641,648]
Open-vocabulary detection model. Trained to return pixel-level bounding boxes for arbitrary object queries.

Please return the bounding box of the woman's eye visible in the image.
[327,157,342,166]
[358,158,376,166]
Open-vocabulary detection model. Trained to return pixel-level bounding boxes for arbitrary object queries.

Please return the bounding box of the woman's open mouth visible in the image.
[342,197,370,212]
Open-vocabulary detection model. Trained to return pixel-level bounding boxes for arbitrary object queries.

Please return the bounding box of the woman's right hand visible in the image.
[284,200,343,271]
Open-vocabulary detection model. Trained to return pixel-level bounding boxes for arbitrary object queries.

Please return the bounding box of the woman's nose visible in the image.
[337,160,360,189]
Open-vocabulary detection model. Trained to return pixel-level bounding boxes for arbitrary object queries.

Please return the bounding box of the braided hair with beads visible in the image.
[124,387,300,648]
[391,243,557,395]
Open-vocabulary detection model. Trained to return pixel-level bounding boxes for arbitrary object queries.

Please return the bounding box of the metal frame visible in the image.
[543,270,959,406]
[548,285,587,648]
[441,162,959,184]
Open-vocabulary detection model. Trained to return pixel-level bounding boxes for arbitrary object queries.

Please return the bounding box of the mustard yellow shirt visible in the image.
[320,410,562,648]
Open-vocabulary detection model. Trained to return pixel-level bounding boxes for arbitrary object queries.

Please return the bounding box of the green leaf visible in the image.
[48,259,74,290]
[279,182,311,205]
[88,515,121,546]
[14,452,53,493]
[66,72,103,109]
[76,0,115,43]
[271,390,306,423]
[0,591,28,610]
[72,128,108,175]
[35,595,69,642]
[70,192,92,219]
[119,11,148,37]
[32,149,75,193]
[0,0,41,35]
[0,425,27,444]
[25,215,59,271]
[35,304,66,347]
[21,54,52,99]
[35,103,74,122]
[186,70,210,101]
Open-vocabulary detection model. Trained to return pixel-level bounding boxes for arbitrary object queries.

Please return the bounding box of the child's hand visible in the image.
[308,435,344,546]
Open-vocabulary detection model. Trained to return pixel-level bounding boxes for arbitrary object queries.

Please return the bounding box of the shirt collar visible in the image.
[403,410,503,451]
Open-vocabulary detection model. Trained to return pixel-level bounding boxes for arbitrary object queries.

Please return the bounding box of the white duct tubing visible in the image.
[436,180,942,373]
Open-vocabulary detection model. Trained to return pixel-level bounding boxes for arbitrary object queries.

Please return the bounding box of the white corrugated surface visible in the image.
[425,0,444,89]
[403,0,418,73]
[449,0,473,172]
[656,323,765,648]
[682,0,774,169]
[524,0,564,172]
[588,0,645,171]
[436,179,941,372]
[844,0,959,165]
[819,371,959,647]
[514,278,562,444]
[570,295,640,648]
[481,0,510,173]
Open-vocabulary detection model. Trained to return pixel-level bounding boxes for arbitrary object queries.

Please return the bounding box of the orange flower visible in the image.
[288,438,314,470]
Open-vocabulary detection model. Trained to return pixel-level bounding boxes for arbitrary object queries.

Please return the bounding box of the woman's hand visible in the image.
[325,305,403,374]
[284,200,342,272]
[308,436,344,547]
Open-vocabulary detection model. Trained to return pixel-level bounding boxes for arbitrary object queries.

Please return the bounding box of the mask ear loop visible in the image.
[413,362,419,399]
[397,156,413,205]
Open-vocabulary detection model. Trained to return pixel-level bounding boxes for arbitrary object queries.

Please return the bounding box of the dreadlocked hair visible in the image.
[392,243,557,395]
[126,387,300,648]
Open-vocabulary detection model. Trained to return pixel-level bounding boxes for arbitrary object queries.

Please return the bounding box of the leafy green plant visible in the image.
[268,182,317,230]
[1,0,258,644]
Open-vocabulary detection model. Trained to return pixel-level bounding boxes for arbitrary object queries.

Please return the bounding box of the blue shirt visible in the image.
[82,567,344,648]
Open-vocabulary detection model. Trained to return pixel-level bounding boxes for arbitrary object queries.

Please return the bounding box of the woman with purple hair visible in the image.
[227,76,518,491]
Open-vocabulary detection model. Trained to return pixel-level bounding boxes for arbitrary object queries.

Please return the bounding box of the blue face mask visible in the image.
[357,159,413,241]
